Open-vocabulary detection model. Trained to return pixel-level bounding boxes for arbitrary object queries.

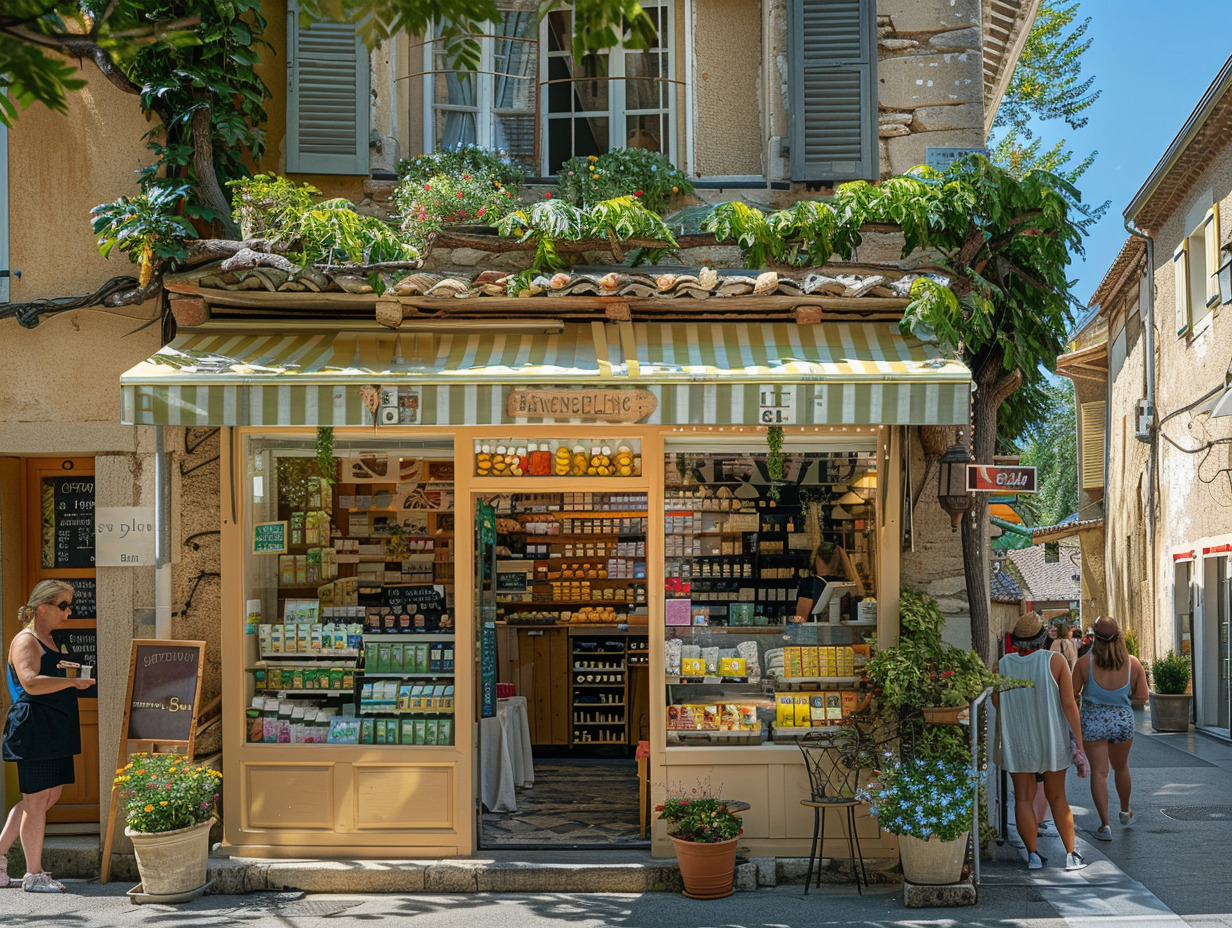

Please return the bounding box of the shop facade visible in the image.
[121,315,971,858]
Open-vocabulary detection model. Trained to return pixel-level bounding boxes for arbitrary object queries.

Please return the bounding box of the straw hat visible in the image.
[1010,611,1044,641]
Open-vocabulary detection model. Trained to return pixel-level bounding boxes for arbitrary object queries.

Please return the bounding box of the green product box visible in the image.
[360,718,374,744]
[302,668,317,689]
[253,669,266,688]
[330,668,343,689]
[376,644,392,674]
[438,718,453,746]
[414,719,427,744]
[390,643,405,673]
[374,720,386,745]
[425,719,439,745]
[290,668,304,689]
[400,720,416,744]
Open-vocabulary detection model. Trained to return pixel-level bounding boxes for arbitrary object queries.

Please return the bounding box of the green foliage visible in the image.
[1124,627,1138,658]
[315,428,335,487]
[555,148,692,214]
[90,184,198,283]
[702,202,775,267]
[657,784,744,843]
[397,145,527,191]
[1150,650,1191,695]
[0,26,87,124]
[228,174,320,245]
[1016,378,1078,524]
[113,752,222,834]
[295,199,419,268]
[497,196,677,277]
[394,171,520,248]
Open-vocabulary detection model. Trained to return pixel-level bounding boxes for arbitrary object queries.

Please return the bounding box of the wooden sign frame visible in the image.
[100,639,206,884]
[252,519,289,554]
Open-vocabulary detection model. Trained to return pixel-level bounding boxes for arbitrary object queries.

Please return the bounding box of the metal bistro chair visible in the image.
[797,722,880,894]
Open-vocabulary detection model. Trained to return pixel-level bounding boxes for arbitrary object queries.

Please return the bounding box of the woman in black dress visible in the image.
[793,541,866,621]
[1,581,93,893]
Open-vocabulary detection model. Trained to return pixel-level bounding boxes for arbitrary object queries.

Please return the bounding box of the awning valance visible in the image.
[120,321,971,427]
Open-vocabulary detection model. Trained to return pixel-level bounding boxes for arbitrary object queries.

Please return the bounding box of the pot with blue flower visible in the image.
[859,758,977,885]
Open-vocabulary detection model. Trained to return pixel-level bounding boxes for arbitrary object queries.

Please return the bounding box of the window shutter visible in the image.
[1174,241,1189,336]
[788,0,877,183]
[286,1,370,175]
[1080,400,1106,490]
[1203,204,1220,307]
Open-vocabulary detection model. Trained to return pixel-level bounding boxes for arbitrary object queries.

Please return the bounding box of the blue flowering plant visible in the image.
[858,758,977,842]
[113,752,222,834]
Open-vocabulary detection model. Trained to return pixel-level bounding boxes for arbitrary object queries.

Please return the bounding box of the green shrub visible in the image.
[398,145,527,191]
[1150,649,1190,695]
[394,171,520,247]
[228,173,320,244]
[555,148,692,213]
[295,200,418,267]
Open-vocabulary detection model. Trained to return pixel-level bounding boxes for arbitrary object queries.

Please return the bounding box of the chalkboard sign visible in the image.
[126,641,205,743]
[480,622,497,718]
[52,628,98,699]
[67,578,96,620]
[253,520,288,554]
[45,477,95,569]
[383,584,447,611]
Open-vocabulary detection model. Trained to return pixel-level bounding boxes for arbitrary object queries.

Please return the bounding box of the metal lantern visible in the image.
[937,444,973,532]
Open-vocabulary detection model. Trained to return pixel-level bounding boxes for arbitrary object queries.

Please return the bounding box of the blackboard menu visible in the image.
[67,578,97,620]
[383,584,447,612]
[44,477,95,569]
[127,642,203,743]
[53,628,98,698]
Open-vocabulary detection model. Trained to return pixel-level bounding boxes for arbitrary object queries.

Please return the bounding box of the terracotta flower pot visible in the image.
[897,831,969,885]
[669,835,738,899]
[126,818,214,896]
[921,705,967,725]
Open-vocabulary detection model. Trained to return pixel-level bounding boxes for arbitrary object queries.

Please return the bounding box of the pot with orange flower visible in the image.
[113,752,222,898]
[656,785,745,898]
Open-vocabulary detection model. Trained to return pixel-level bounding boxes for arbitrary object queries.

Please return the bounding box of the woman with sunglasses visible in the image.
[1,580,93,892]
[793,540,866,622]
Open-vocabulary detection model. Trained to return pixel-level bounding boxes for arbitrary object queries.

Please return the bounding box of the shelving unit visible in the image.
[570,635,629,745]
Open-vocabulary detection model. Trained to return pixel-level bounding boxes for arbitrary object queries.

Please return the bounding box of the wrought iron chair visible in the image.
[797,721,882,894]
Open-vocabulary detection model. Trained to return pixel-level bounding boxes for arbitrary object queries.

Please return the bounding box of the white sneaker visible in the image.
[1119,810,1135,827]
[1094,824,1113,841]
[1064,852,1087,872]
[1027,851,1044,870]
[22,872,66,893]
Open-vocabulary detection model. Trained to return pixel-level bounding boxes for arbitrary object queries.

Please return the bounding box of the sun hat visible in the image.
[1010,611,1049,648]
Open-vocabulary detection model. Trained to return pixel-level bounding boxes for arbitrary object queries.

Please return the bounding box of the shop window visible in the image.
[242,437,456,747]
[662,447,878,746]
[423,0,675,174]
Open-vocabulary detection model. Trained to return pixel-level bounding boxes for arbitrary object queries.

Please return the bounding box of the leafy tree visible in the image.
[990,1,1108,222]
[1016,378,1078,526]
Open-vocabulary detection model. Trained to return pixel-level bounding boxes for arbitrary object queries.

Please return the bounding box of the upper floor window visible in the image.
[423,1,675,175]
[1174,203,1220,337]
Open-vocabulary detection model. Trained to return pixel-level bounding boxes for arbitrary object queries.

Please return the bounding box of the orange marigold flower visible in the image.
[160,801,169,807]
[144,804,155,813]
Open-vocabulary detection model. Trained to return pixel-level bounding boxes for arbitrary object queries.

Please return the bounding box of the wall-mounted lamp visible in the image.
[937,444,973,532]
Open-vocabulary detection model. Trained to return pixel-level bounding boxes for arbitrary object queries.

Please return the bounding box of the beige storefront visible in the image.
[120,317,971,858]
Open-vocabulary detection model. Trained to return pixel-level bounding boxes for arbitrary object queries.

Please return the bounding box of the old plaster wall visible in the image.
[693,0,764,176]
[1149,148,1232,660]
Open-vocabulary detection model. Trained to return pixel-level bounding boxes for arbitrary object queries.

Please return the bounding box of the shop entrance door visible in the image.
[22,458,99,826]
[1198,554,1231,735]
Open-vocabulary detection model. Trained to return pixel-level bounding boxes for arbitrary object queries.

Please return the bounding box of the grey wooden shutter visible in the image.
[286,1,371,175]
[789,0,877,183]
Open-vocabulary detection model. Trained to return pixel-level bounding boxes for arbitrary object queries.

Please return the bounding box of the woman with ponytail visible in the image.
[1,580,93,893]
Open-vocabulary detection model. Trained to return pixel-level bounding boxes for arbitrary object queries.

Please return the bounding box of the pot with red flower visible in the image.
[656,785,745,898]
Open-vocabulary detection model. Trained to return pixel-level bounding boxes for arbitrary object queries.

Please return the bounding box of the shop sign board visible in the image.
[252,520,289,554]
[966,464,1037,493]
[95,507,155,566]
[759,386,794,424]
[506,388,657,422]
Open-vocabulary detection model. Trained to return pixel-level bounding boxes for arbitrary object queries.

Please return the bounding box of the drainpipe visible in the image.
[1124,217,1156,648]
[155,426,172,640]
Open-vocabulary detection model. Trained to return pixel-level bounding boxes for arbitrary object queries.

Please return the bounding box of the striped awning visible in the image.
[120,321,971,427]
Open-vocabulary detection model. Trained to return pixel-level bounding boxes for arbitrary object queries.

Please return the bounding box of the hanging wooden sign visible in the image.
[506,388,657,422]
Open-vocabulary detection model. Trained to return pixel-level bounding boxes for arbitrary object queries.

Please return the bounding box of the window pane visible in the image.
[546,10,571,52]
[626,114,665,155]
[435,110,477,151]
[548,116,608,173]
[433,47,476,108]
[493,5,537,163]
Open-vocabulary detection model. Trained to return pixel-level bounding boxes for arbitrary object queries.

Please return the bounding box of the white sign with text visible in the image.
[95,507,156,566]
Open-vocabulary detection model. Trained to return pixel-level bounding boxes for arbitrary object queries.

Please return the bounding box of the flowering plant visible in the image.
[555,148,692,213]
[113,752,222,834]
[394,171,520,245]
[656,783,744,843]
[858,758,977,841]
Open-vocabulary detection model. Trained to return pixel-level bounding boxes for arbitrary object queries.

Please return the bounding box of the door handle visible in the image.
[527,630,544,637]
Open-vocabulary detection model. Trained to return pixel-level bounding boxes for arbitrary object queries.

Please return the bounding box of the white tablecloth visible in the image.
[480,696,535,812]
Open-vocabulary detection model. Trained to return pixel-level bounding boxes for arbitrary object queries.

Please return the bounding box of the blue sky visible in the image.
[1035,1,1231,306]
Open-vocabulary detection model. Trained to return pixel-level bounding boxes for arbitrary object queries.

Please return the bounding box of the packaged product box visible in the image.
[665,598,692,626]
[377,644,392,673]
[301,668,316,689]
[258,624,272,654]
[430,643,444,672]
[253,669,267,689]
[776,693,796,727]
[666,705,681,730]
[269,625,284,653]
[360,682,373,705]
[852,644,871,659]
[397,684,411,710]
[288,668,302,689]
[794,695,812,728]
[443,685,454,710]
[309,624,323,651]
[442,644,454,673]
[739,705,759,730]
[701,705,720,730]
[719,657,747,677]
[375,720,388,745]
[439,718,453,745]
[389,643,405,673]
[333,625,348,650]
[809,694,827,726]
[360,718,374,745]
[803,647,820,677]
[414,719,428,744]
[290,511,305,546]
[279,555,296,586]
[680,657,706,677]
[783,647,802,678]
[826,693,843,722]
[677,705,698,730]
[305,511,320,547]
[425,719,439,745]
[409,684,424,710]
[433,684,448,709]
[294,555,308,585]
[401,720,416,745]
[720,704,740,731]
[841,691,860,717]
[329,668,343,689]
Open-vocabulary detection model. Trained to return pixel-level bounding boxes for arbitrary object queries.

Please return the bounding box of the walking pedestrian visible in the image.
[1051,624,1079,670]
[0,581,93,892]
[994,611,1090,871]
[1072,615,1149,841]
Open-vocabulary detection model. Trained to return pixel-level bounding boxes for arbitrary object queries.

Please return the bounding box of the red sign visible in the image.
[966,464,1037,493]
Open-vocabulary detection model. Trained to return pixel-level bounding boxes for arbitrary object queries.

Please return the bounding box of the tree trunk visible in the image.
[964,348,1022,665]
[190,93,239,239]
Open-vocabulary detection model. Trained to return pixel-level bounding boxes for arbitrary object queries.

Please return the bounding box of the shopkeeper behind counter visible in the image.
[794,542,865,622]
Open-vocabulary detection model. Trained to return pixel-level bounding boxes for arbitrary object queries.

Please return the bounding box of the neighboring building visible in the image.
[990,540,1082,624]
[1,0,1040,863]
[1083,53,1232,739]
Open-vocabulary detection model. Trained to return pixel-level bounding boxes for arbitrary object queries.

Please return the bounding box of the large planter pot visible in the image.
[921,705,967,725]
[669,835,738,899]
[126,818,214,896]
[1149,692,1192,732]
[897,831,969,885]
